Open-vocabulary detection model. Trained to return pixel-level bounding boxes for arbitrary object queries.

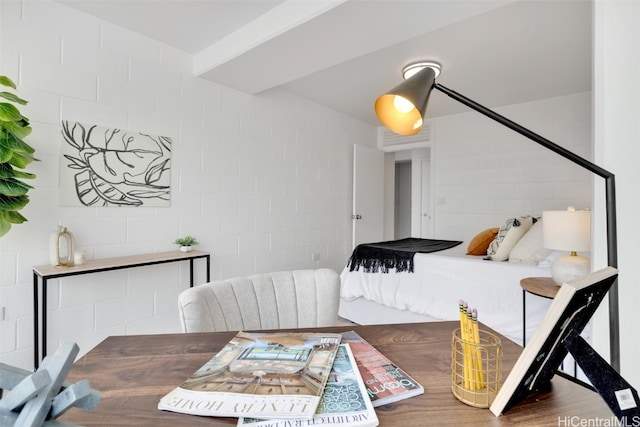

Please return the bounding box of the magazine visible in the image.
[158,331,342,419]
[341,331,424,406]
[238,344,379,427]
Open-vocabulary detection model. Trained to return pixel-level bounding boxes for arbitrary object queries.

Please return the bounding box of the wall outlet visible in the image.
[311,253,320,261]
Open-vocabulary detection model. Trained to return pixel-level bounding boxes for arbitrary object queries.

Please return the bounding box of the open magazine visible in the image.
[341,331,424,406]
[238,344,379,427]
[158,331,342,420]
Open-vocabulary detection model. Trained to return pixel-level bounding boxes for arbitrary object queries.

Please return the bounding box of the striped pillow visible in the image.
[487,216,535,261]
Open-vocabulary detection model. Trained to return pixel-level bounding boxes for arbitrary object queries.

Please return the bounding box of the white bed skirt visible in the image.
[338,296,442,325]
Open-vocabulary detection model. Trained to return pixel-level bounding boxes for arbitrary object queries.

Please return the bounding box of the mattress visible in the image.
[339,245,554,346]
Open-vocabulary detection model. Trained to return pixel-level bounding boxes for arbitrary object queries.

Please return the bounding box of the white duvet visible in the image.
[340,246,554,345]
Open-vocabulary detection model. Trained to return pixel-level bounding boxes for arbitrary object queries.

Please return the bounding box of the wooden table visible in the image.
[32,250,210,369]
[60,322,611,426]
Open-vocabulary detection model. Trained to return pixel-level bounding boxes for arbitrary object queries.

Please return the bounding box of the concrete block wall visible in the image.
[432,92,592,241]
[0,0,592,372]
[0,0,375,370]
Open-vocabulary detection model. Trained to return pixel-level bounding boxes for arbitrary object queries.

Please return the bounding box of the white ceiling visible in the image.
[57,0,592,125]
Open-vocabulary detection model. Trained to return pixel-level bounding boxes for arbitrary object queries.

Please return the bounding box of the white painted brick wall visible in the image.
[0,0,373,370]
[0,0,591,372]
[433,92,592,241]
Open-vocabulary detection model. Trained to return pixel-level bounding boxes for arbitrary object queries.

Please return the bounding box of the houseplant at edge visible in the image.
[0,75,36,237]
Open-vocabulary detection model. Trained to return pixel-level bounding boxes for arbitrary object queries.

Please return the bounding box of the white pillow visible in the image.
[538,250,565,268]
[509,219,552,264]
[487,216,535,261]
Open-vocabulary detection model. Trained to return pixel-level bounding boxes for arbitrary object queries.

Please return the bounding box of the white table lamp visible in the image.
[543,208,591,284]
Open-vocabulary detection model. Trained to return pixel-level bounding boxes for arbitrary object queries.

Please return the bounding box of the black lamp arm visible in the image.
[434,82,620,371]
[435,84,608,177]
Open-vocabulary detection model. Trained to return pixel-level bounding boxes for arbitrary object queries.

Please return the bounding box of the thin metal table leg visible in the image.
[189,259,194,287]
[42,278,48,361]
[33,272,39,370]
[522,289,526,347]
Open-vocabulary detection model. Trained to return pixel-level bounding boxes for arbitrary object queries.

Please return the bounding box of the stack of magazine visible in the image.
[158,330,424,427]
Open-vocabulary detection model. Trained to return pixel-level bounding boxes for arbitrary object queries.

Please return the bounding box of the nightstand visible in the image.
[520,277,560,346]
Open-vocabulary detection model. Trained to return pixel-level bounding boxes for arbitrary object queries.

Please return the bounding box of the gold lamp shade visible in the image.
[374,66,437,135]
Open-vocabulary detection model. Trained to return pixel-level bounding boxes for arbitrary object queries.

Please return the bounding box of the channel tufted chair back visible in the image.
[178,268,351,333]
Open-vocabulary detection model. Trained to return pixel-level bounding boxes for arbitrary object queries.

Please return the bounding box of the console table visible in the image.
[32,250,210,369]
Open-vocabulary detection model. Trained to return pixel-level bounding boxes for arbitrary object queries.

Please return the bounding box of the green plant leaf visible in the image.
[0,76,34,237]
[0,210,25,236]
[0,129,36,155]
[0,193,29,211]
[174,235,199,246]
[0,163,35,179]
[0,150,12,163]
[0,76,16,90]
[2,209,27,224]
[0,178,33,196]
[0,217,11,237]
[2,120,32,139]
[0,91,27,105]
[0,102,22,122]
[7,151,36,169]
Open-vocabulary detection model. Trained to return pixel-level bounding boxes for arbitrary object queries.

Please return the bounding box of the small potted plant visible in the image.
[174,235,198,252]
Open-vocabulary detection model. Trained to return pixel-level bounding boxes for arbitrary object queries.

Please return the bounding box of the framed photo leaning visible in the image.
[490,266,639,422]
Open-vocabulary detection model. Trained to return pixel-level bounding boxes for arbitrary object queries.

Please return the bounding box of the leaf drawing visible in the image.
[61,120,171,207]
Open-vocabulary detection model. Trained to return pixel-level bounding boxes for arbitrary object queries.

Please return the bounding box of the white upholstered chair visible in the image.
[178,268,352,333]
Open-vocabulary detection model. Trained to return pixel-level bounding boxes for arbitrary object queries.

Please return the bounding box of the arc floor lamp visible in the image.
[375,62,619,371]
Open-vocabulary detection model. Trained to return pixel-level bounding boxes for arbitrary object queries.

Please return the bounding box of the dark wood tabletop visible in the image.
[60,322,612,426]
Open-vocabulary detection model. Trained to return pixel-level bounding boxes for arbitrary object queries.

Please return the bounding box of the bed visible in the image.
[338,218,560,347]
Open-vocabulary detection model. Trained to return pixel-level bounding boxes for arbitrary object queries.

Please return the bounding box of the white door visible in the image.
[420,158,434,237]
[352,144,384,248]
[409,148,433,238]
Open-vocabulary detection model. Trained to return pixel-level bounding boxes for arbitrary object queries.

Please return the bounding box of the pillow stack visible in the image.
[466,227,500,256]
[467,215,550,263]
[486,216,535,261]
[508,219,552,264]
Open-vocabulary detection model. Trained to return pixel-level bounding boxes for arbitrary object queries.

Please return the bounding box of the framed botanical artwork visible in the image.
[60,121,172,207]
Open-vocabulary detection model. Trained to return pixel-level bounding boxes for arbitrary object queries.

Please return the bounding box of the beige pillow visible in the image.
[509,219,552,264]
[487,216,535,261]
[466,228,500,255]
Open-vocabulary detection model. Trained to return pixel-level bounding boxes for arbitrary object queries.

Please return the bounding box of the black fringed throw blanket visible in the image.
[347,238,463,273]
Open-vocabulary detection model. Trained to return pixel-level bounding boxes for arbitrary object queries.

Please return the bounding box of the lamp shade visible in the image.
[543,208,591,284]
[542,208,591,252]
[374,66,437,136]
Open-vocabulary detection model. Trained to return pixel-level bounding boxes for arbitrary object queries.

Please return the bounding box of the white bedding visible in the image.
[339,245,554,346]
